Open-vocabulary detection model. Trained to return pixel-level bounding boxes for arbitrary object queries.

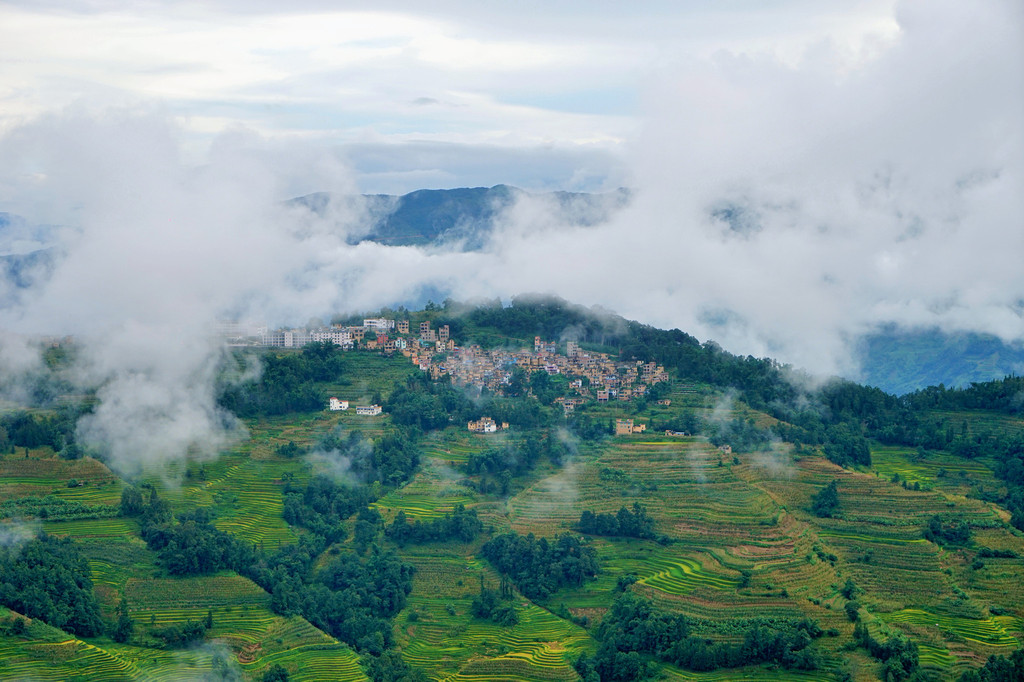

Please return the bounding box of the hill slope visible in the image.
[2,298,1023,681]
[857,328,1024,395]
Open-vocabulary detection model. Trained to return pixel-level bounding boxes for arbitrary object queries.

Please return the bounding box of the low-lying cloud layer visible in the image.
[0,0,1020,475]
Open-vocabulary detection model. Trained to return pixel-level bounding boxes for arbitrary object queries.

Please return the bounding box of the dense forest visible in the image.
[0,534,104,637]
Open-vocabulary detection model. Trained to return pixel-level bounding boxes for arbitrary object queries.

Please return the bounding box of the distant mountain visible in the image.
[293,184,632,250]
[855,327,1024,395]
[0,213,59,301]
[7,199,1024,397]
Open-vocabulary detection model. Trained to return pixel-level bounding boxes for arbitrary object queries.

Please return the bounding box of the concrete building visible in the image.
[615,419,645,435]
[328,398,349,411]
[468,417,498,433]
[310,329,352,346]
[356,405,383,416]
[363,318,395,331]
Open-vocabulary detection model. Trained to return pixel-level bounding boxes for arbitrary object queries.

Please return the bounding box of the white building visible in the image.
[263,329,311,348]
[328,398,349,411]
[356,404,383,416]
[363,318,395,331]
[310,329,352,347]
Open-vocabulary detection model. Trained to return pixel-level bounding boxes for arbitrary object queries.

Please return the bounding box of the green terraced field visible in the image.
[0,454,123,505]
[871,446,1002,490]
[243,644,367,682]
[42,516,139,539]
[882,609,1022,648]
[6,347,1024,682]
[374,455,478,520]
[638,554,740,595]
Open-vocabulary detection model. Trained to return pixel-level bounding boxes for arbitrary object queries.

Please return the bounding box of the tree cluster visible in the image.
[469,576,519,626]
[282,474,376,545]
[479,532,598,601]
[312,429,422,488]
[574,593,822,681]
[129,481,414,655]
[576,503,655,540]
[465,295,624,348]
[0,407,86,458]
[218,341,345,417]
[386,373,475,431]
[810,480,841,518]
[0,534,104,637]
[384,505,482,546]
[265,547,415,654]
[151,618,209,648]
[959,650,1024,682]
[923,514,972,546]
[853,622,920,681]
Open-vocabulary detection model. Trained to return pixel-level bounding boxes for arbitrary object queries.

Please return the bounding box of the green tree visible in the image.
[262,664,290,681]
[119,487,145,517]
[111,598,134,643]
[810,480,840,518]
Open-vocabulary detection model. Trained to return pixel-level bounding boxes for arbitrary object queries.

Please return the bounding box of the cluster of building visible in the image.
[327,397,382,416]
[467,417,509,433]
[221,317,457,356]
[615,419,647,435]
[418,336,669,409]
[221,318,675,421]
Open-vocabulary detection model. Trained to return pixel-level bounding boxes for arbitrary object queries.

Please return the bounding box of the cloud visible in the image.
[0,0,1020,477]
[0,108,368,475]
[0,520,39,548]
[336,0,1023,377]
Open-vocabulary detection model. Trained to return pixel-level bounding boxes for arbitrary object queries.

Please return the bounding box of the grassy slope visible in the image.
[2,353,1024,681]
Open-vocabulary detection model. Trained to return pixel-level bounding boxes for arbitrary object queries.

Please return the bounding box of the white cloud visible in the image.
[0,0,1020,476]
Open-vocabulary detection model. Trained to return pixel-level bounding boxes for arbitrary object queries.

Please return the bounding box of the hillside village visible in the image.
[6,301,1024,682]
[231,317,671,413]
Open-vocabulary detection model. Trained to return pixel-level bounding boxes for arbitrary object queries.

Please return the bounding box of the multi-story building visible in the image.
[363,318,395,331]
[397,320,410,334]
[328,398,349,411]
[356,405,383,416]
[468,417,498,433]
[263,329,311,348]
[310,329,352,347]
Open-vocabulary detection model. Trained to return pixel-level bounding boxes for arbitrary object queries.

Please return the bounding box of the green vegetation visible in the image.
[218,341,346,417]
[384,504,482,546]
[576,503,657,540]
[810,480,841,518]
[481,531,599,601]
[575,593,823,679]
[0,534,104,636]
[2,298,1024,680]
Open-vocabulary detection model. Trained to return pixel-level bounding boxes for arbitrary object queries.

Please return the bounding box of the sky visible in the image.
[0,0,1022,472]
[0,0,905,193]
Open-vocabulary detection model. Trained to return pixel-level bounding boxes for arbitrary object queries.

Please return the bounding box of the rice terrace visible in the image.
[2,298,1024,681]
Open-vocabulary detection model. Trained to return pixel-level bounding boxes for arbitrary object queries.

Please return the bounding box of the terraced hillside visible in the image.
[3,318,1024,682]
